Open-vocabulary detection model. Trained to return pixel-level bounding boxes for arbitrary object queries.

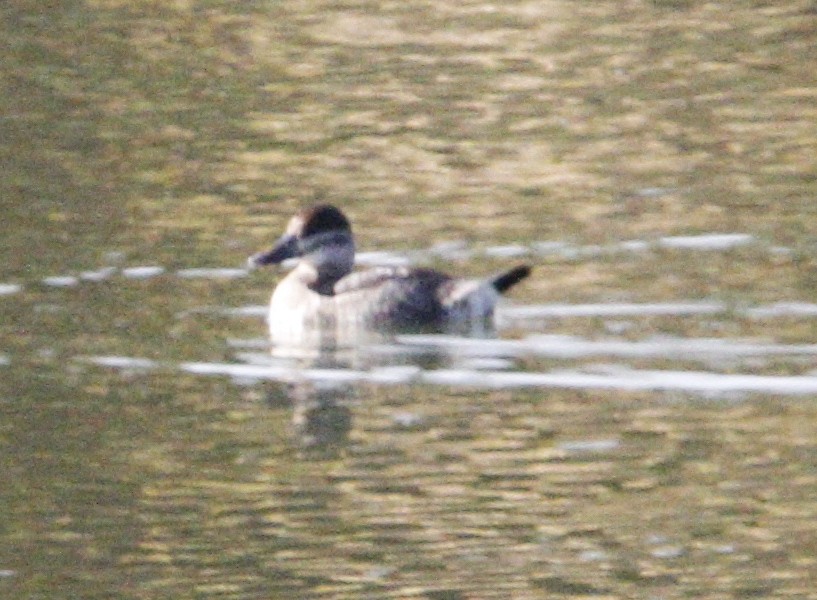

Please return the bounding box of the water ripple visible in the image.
[0,283,22,295]
[81,355,817,396]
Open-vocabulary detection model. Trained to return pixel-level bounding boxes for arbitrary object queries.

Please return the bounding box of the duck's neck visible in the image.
[300,240,355,295]
[295,262,345,296]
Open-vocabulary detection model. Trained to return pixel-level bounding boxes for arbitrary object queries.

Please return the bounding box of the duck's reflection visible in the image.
[259,332,419,454]
[257,323,515,454]
[261,338,373,455]
[291,383,353,452]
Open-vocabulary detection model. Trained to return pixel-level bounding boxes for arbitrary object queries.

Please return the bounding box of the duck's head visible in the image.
[248,205,355,291]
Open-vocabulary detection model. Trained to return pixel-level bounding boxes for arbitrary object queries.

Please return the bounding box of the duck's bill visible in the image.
[247,234,299,268]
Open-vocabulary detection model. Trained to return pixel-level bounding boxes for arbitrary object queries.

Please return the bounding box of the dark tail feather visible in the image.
[491,264,532,294]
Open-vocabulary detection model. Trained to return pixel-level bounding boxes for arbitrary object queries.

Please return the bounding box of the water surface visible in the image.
[2,1,817,598]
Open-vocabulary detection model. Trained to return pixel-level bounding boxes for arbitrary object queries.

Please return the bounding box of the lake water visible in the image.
[3,1,817,598]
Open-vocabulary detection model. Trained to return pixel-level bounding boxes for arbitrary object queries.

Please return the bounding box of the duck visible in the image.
[248,205,531,346]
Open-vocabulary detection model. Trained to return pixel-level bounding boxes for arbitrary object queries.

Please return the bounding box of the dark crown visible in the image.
[300,205,351,237]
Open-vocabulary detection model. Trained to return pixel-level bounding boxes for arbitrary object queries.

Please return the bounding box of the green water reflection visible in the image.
[2,0,817,598]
